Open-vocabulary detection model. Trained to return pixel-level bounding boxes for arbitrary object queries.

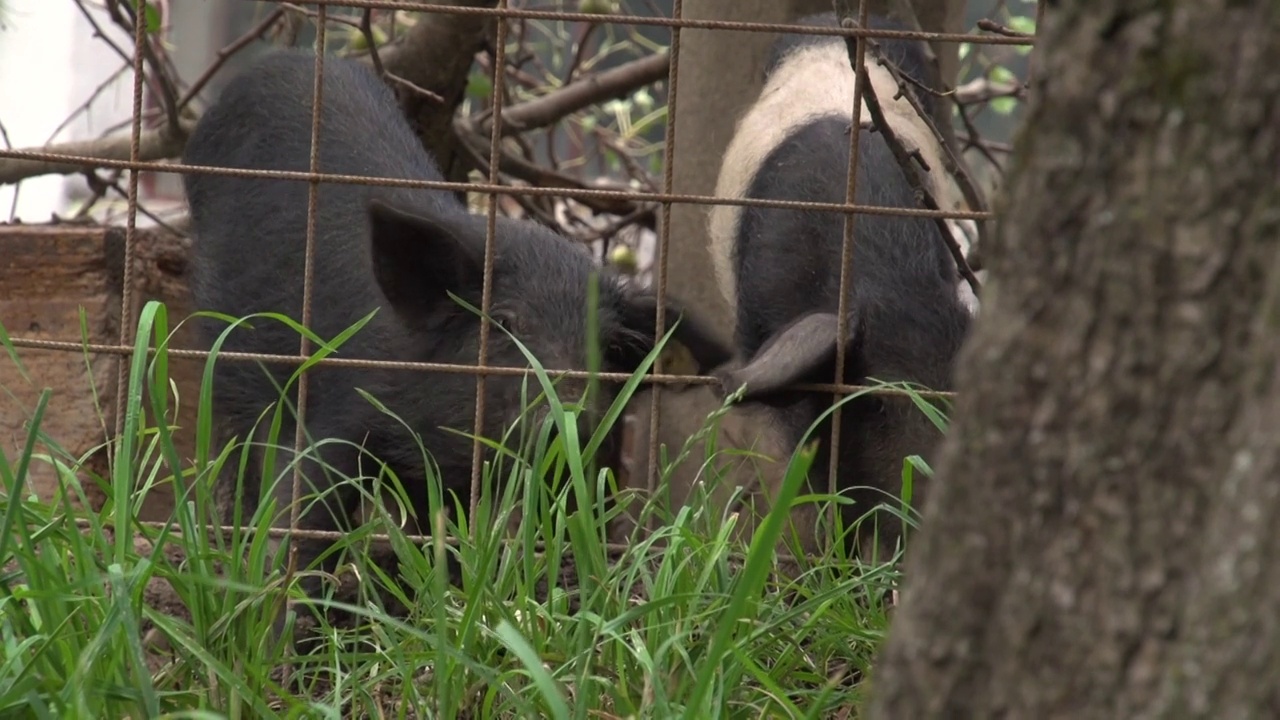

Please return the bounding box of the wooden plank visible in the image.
[0,223,196,521]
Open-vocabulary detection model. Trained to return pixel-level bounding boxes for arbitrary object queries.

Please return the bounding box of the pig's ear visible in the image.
[367,197,484,316]
[717,311,856,400]
[613,292,733,375]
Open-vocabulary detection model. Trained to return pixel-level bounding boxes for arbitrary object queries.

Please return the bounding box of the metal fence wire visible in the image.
[0,1,1036,566]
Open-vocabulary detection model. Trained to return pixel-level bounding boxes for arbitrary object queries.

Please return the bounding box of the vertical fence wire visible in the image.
[643,0,685,535]
[111,0,151,457]
[829,0,872,556]
[470,1,513,531]
[279,5,331,680]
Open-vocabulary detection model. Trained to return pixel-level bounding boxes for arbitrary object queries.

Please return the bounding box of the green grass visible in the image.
[0,300,947,719]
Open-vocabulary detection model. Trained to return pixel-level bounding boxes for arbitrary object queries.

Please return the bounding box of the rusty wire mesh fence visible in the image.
[0,0,1037,570]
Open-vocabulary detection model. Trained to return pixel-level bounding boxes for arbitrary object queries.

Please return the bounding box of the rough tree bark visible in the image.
[364,0,498,187]
[866,2,1280,718]
[267,1,501,186]
[665,0,969,345]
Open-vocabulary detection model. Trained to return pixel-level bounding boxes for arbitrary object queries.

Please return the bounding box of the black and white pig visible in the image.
[609,382,825,564]
[182,49,730,613]
[699,12,981,560]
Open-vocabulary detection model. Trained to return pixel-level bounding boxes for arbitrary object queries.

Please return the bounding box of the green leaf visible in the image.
[135,0,160,34]
[467,72,493,101]
[1008,14,1037,35]
[990,64,1017,84]
[495,621,571,720]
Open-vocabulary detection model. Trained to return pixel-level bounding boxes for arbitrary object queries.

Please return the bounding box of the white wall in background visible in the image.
[0,0,135,222]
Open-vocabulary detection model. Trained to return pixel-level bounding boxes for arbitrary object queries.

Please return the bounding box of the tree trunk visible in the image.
[866,3,1280,718]
[382,0,498,188]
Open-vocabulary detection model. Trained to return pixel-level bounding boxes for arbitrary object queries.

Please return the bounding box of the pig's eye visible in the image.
[489,310,518,334]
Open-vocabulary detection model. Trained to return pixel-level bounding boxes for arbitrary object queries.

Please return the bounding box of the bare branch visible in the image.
[446,49,671,219]
[383,73,446,104]
[361,8,386,78]
[829,3,995,263]
[453,114,640,217]
[955,102,1005,227]
[883,61,992,258]
[178,6,287,111]
[593,127,659,194]
[573,205,656,243]
[72,0,132,68]
[976,18,1035,39]
[272,5,307,46]
[72,168,121,221]
[358,0,500,181]
[0,0,657,206]
[833,11,982,296]
[103,0,182,135]
[0,2,287,188]
[0,119,194,186]
[79,170,187,236]
[954,77,1026,105]
[480,51,670,137]
[44,62,133,146]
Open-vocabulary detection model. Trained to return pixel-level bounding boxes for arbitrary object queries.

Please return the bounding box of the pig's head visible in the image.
[712,305,968,559]
[365,196,732,473]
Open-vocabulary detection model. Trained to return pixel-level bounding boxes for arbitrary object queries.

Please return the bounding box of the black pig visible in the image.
[703,13,980,560]
[183,49,729,616]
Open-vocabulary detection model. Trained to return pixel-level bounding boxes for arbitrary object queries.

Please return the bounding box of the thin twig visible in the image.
[958,134,1014,154]
[977,17,1035,38]
[73,0,133,66]
[572,205,656,243]
[479,52,670,137]
[955,101,1005,191]
[73,169,184,235]
[76,169,123,221]
[837,18,982,295]
[178,6,287,111]
[881,52,990,253]
[361,8,386,77]
[453,114,640,217]
[825,13,996,262]
[475,51,546,91]
[103,176,186,236]
[75,0,179,141]
[564,21,598,85]
[954,76,1025,105]
[287,0,445,112]
[44,62,134,147]
[384,72,446,103]
[593,128,659,194]
[458,138,561,228]
[278,2,365,33]
[104,0,182,136]
[0,41,649,186]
